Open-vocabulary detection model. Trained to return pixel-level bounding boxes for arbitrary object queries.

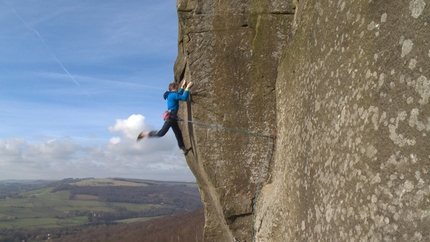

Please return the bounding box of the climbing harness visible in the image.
[163,110,172,120]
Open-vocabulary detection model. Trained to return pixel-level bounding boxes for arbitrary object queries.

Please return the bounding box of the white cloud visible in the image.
[109,136,121,144]
[108,114,148,141]
[0,114,193,181]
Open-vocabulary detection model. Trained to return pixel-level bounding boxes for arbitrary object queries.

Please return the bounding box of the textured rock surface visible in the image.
[257,0,430,241]
[175,0,430,241]
[175,0,292,241]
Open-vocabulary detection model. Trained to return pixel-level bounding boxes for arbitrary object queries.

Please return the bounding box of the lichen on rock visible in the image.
[175,0,430,241]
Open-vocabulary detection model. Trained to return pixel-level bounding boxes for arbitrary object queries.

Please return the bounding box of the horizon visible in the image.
[0,177,198,183]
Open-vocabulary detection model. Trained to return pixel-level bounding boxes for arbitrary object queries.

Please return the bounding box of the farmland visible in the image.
[0,178,202,230]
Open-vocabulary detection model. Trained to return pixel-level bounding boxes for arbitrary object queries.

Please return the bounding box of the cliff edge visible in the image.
[175,0,430,241]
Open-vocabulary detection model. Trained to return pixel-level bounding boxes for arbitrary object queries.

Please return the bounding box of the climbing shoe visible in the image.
[136,132,148,141]
[183,147,192,155]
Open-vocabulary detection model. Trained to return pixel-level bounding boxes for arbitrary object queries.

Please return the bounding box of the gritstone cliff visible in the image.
[174,0,430,241]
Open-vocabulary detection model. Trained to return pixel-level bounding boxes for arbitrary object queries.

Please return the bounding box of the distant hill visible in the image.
[0,178,203,241]
[0,180,54,199]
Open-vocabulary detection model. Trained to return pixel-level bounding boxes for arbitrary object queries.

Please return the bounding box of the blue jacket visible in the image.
[163,88,189,113]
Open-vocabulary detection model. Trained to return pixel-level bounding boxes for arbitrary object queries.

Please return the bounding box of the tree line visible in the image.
[0,180,53,199]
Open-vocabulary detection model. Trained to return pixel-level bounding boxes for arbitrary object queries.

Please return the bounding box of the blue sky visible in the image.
[0,0,195,181]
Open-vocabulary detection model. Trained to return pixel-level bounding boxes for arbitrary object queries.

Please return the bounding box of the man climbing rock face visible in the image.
[137,79,193,155]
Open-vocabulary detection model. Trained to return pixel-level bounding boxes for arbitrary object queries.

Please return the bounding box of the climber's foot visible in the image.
[182,147,192,155]
[136,131,148,141]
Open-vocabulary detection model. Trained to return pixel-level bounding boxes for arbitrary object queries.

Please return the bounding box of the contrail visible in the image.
[5,1,89,96]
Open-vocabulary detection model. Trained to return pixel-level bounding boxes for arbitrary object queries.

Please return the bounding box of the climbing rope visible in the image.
[178,119,274,138]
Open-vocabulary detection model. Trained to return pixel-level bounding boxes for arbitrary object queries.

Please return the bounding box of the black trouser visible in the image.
[148,116,185,149]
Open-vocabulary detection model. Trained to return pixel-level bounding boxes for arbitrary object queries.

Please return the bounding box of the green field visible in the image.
[0,193,90,229]
[0,217,89,229]
[115,216,156,223]
[72,178,149,187]
[0,183,172,229]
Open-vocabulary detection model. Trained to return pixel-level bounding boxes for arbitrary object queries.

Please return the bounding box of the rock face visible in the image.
[175,0,430,241]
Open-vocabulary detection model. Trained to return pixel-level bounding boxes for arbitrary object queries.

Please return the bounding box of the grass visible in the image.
[0,198,33,208]
[22,188,53,197]
[115,216,157,223]
[73,178,149,187]
[0,217,89,229]
[108,202,163,212]
[0,180,172,229]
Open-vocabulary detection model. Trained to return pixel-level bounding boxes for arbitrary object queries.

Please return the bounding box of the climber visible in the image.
[137,79,193,155]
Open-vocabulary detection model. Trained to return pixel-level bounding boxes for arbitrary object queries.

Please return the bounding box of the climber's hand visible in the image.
[186,82,194,89]
[179,78,187,89]
[180,79,187,89]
